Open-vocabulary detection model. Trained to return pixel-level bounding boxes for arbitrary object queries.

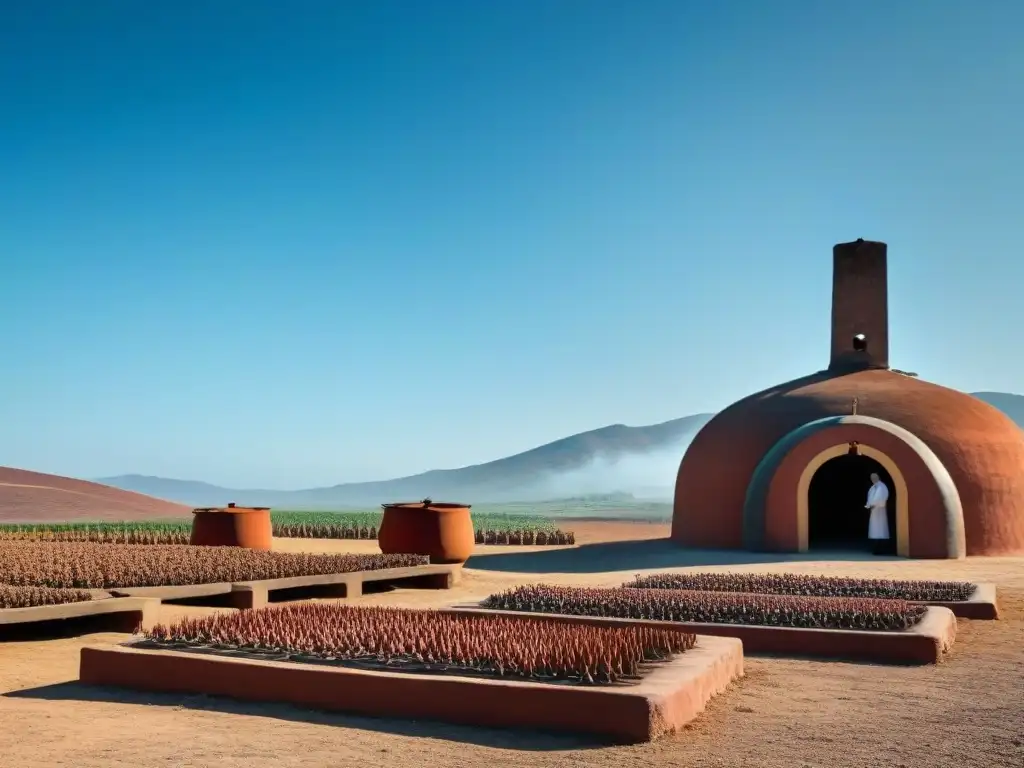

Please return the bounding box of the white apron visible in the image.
[865,481,890,540]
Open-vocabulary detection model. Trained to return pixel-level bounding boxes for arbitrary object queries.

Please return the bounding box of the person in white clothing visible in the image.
[864,472,891,555]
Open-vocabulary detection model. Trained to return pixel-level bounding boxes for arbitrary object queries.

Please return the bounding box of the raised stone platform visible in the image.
[79,633,743,743]
[442,603,957,665]
[108,564,459,609]
[0,596,160,635]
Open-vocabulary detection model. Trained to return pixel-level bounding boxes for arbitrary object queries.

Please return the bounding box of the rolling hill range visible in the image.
[90,390,1024,509]
[1,390,1021,519]
[0,466,191,523]
[94,413,716,508]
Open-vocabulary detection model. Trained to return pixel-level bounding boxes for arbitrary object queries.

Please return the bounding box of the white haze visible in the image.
[516,435,697,501]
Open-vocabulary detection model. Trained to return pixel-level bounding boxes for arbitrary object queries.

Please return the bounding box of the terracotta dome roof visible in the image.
[672,368,1024,556]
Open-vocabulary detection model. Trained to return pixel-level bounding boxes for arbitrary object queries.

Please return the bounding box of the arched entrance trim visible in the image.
[743,414,966,559]
[795,443,909,556]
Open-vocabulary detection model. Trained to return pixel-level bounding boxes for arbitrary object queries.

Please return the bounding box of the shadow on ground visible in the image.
[0,615,139,643]
[4,681,610,751]
[465,537,896,574]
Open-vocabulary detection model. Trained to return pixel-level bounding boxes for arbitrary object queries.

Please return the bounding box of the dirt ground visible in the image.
[1,520,1022,768]
[0,466,191,523]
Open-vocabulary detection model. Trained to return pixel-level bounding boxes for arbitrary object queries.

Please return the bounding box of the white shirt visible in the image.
[865,481,889,509]
[865,480,890,540]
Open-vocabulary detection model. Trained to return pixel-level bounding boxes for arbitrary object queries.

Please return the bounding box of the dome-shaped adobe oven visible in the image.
[672,240,1024,558]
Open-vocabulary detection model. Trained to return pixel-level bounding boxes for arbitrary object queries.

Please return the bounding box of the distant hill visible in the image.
[96,413,715,508]
[0,466,191,523]
[28,388,1023,512]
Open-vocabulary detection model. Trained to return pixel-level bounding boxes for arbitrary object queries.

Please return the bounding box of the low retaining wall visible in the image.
[442,604,957,665]
[78,635,742,743]
[913,583,999,620]
[617,580,999,621]
[108,564,459,609]
[0,596,160,633]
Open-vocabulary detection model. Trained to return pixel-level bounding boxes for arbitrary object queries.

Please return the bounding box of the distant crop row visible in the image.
[0,542,427,590]
[624,572,976,603]
[142,604,696,685]
[0,511,573,546]
[482,584,929,631]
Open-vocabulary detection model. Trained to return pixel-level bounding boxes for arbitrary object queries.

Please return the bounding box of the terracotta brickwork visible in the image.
[829,239,889,370]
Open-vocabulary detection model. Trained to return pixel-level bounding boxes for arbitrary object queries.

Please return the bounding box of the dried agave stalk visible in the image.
[0,584,94,609]
[483,584,929,631]
[0,542,428,590]
[623,572,975,602]
[143,604,696,685]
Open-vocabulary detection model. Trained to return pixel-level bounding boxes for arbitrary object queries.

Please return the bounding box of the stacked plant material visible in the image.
[474,529,575,545]
[271,522,379,540]
[482,585,928,631]
[0,542,428,590]
[0,584,94,609]
[623,572,975,602]
[141,604,696,685]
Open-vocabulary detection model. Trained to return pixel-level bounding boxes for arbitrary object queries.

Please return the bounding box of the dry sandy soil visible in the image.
[0,467,190,523]
[1,520,1022,768]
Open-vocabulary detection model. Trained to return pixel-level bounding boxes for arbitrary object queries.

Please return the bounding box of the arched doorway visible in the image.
[807,452,897,553]
[744,415,965,559]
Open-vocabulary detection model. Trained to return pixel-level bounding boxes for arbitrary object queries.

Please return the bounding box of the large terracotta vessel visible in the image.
[190,502,273,550]
[378,499,475,564]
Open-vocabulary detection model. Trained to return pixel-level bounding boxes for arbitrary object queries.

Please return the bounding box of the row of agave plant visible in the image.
[141,603,696,685]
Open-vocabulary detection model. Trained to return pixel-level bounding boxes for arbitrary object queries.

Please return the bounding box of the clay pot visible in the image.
[190,503,273,550]
[378,500,474,564]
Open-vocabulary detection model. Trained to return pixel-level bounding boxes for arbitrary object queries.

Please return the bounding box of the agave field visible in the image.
[623,572,976,602]
[474,528,574,545]
[482,585,929,631]
[0,510,574,545]
[0,584,96,609]
[0,542,427,590]
[0,522,193,545]
[140,603,696,684]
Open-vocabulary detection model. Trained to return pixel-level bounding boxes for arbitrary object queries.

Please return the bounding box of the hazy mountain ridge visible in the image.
[95,391,1024,508]
[97,414,715,507]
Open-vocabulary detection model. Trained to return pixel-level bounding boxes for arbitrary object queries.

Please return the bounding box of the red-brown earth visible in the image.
[0,466,191,522]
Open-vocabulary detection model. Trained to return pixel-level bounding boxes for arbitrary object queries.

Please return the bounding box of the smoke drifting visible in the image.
[90,419,711,509]
[515,435,697,501]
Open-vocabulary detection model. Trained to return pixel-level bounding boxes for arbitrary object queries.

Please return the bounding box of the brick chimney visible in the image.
[828,239,889,371]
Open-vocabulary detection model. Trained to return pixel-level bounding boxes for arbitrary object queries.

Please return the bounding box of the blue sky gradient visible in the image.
[1,1,1022,487]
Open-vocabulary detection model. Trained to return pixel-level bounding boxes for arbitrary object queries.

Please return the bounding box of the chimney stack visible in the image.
[829,239,889,371]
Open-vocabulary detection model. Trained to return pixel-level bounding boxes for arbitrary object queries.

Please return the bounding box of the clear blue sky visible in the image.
[1,1,1021,488]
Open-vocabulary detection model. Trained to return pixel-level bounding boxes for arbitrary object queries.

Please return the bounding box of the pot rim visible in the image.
[380,501,472,511]
[192,506,271,514]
